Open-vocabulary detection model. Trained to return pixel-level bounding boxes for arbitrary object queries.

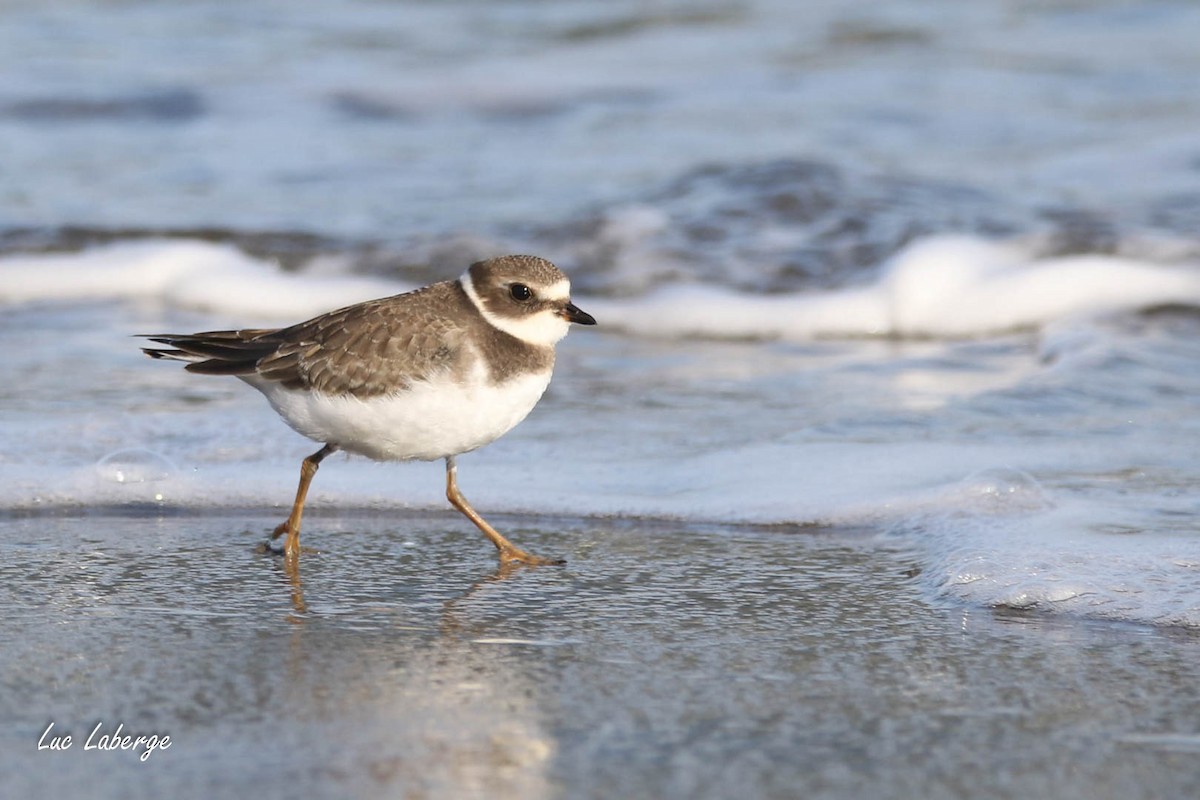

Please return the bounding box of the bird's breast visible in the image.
[254,365,554,462]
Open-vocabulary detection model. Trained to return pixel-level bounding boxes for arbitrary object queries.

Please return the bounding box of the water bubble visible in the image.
[95,448,176,484]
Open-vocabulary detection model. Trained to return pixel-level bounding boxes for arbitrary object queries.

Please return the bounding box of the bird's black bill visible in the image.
[561,302,596,326]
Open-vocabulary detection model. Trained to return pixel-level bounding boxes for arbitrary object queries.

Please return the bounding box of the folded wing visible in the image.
[141,287,469,398]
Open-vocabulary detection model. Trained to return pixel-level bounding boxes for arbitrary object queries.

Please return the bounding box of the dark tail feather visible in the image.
[184,359,262,376]
[141,347,192,361]
[138,329,281,376]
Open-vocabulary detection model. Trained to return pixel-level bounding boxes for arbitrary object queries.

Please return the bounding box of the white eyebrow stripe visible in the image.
[539,279,571,303]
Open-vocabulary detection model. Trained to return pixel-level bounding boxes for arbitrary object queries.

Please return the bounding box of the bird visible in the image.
[141,255,595,565]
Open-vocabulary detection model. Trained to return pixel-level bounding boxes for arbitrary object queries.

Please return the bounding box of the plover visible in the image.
[141,255,595,565]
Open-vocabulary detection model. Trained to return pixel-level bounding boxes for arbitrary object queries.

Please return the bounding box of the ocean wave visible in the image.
[589,236,1200,339]
[2,235,1197,337]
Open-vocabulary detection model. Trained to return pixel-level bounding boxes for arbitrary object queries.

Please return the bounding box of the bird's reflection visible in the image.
[256,535,561,799]
[440,561,534,637]
[267,544,539,630]
[282,553,307,620]
[256,541,312,620]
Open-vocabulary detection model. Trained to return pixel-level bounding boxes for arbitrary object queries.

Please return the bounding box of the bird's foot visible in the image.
[257,522,310,558]
[498,546,565,567]
[256,540,318,558]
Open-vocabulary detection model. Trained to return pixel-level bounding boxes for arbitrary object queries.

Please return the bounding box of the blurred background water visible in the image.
[2,1,1200,797]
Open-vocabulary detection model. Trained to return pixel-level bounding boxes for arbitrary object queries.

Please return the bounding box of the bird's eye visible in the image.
[509,283,533,302]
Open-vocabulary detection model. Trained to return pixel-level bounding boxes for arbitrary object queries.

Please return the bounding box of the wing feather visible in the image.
[141,282,474,397]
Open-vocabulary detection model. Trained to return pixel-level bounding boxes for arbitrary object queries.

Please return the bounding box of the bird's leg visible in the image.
[444,455,565,566]
[270,444,337,558]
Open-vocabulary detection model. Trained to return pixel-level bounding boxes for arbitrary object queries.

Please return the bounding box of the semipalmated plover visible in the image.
[142,255,595,565]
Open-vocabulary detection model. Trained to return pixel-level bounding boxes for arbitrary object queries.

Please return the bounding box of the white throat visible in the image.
[460,271,572,346]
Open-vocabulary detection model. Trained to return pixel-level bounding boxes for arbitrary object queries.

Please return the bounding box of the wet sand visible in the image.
[2,510,1199,799]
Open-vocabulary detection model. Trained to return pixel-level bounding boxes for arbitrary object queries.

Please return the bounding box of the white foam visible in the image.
[893,472,1200,628]
[0,240,406,321]
[589,236,1200,339]
[3,236,1197,338]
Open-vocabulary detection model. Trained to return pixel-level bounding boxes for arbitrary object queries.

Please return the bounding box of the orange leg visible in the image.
[270,444,337,558]
[444,455,564,566]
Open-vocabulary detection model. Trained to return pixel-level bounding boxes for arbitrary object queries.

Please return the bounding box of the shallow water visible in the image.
[3,511,1200,799]
[3,287,1199,629]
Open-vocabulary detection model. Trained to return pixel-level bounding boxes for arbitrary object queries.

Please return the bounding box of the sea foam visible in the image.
[589,236,1200,339]
[5,235,1194,337]
[0,240,405,320]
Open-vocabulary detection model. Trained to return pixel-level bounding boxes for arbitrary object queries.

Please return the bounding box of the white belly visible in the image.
[247,368,553,461]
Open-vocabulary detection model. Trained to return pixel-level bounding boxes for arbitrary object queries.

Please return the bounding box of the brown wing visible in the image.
[142,281,474,398]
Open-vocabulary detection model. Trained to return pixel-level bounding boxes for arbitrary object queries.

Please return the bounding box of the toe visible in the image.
[500,548,565,567]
